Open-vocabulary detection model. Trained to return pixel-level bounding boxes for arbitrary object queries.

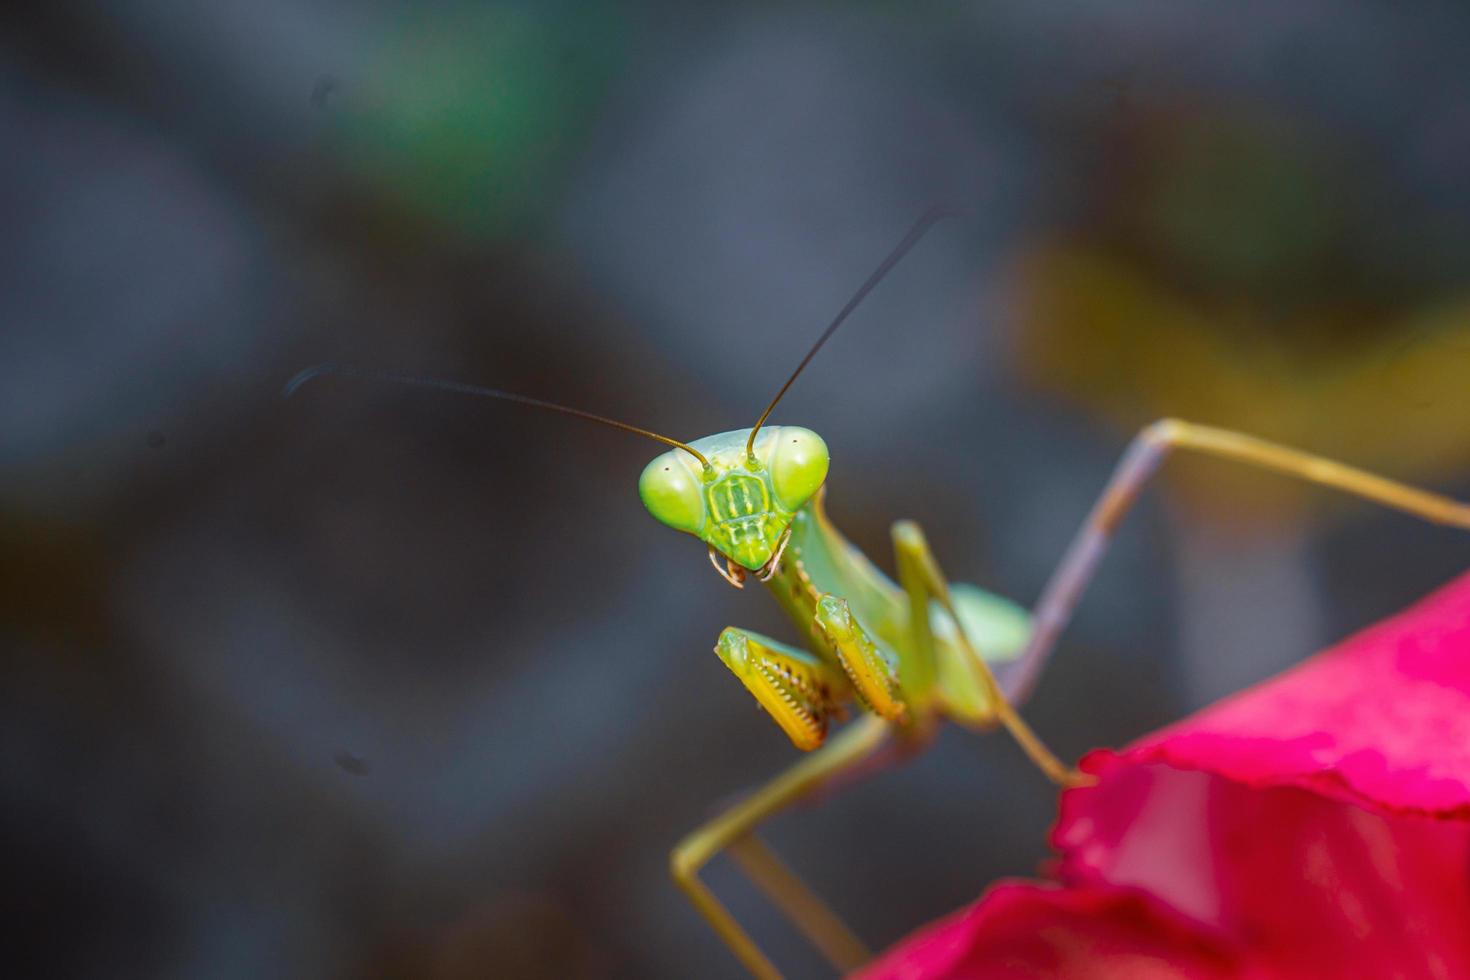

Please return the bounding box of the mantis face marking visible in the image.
[639,426,830,571]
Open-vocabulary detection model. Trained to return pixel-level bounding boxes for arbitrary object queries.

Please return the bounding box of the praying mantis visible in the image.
[288,211,1470,979]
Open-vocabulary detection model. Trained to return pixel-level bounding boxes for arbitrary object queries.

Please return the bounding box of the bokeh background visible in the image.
[6,2,1470,977]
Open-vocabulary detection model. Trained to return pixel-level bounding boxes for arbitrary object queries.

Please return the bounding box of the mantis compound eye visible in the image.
[768,427,829,511]
[639,451,707,534]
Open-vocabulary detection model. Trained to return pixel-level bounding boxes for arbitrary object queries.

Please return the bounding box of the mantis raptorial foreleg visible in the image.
[714,628,850,752]
[1005,418,1470,702]
[670,714,891,980]
[813,596,910,724]
[890,521,1085,788]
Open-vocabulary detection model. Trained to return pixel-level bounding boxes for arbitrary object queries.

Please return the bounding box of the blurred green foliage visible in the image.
[340,5,627,239]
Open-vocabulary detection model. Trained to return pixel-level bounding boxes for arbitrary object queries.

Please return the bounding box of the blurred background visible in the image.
[5,2,1470,977]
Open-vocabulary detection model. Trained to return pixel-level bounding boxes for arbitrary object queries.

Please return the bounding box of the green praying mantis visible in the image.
[288,211,1470,979]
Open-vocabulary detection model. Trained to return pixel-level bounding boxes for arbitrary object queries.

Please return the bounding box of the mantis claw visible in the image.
[709,545,747,589]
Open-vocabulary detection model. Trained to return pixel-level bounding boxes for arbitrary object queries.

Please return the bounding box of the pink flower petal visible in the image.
[861,572,1470,979]
[1114,566,1470,815]
[860,883,1240,980]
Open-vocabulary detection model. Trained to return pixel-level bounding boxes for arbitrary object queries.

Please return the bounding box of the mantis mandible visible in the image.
[288,211,1470,979]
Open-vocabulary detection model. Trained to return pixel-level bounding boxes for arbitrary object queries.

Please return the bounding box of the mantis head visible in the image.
[639,426,829,574]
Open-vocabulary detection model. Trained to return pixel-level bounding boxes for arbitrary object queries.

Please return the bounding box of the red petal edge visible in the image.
[861,571,1470,979]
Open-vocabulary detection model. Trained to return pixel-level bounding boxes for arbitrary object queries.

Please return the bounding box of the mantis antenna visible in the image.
[283,363,712,469]
[745,207,958,460]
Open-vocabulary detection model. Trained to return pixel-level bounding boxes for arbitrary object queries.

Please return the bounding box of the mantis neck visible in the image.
[761,489,907,664]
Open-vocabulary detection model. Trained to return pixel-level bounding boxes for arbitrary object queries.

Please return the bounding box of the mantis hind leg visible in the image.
[1005,418,1470,703]
[670,713,891,979]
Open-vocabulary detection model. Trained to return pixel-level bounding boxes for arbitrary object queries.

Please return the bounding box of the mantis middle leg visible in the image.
[1004,418,1470,702]
[890,521,1085,787]
[670,712,891,980]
